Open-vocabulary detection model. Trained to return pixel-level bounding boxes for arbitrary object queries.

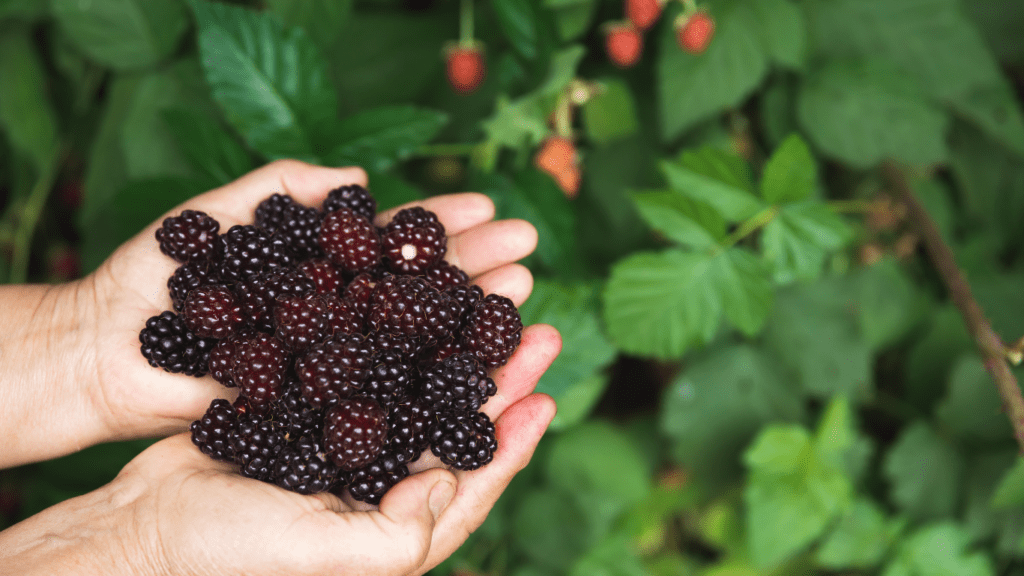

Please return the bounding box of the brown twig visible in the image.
[882,162,1024,452]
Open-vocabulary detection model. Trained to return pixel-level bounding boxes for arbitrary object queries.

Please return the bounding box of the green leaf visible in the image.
[658,0,769,140]
[992,457,1024,508]
[751,0,806,70]
[949,123,1024,248]
[816,498,904,570]
[482,93,550,149]
[0,30,58,173]
[191,0,337,161]
[678,146,757,193]
[882,523,995,576]
[883,422,964,522]
[760,134,816,205]
[513,488,595,571]
[324,106,448,172]
[710,249,774,337]
[108,177,208,247]
[603,250,720,359]
[264,0,352,48]
[364,170,423,210]
[660,161,764,222]
[762,278,872,399]
[854,257,928,350]
[797,60,949,168]
[570,535,650,576]
[118,69,195,181]
[493,0,540,61]
[51,0,187,69]
[518,280,617,430]
[583,79,638,145]
[965,0,1024,64]
[762,201,851,284]
[937,355,1014,442]
[661,344,805,483]
[631,190,722,251]
[963,451,1024,555]
[0,0,48,20]
[948,82,1024,156]
[545,0,597,41]
[164,109,253,187]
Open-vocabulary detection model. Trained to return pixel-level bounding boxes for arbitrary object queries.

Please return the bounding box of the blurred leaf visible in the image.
[948,82,1024,157]
[493,0,541,61]
[519,280,616,430]
[883,421,964,522]
[965,0,1024,63]
[583,79,638,145]
[109,177,208,247]
[631,190,722,251]
[264,0,352,48]
[964,451,1024,557]
[645,553,699,576]
[191,0,337,161]
[797,59,948,168]
[761,134,815,205]
[912,177,955,243]
[536,44,586,95]
[881,523,994,576]
[482,93,550,150]
[762,201,852,283]
[751,0,806,70]
[324,106,448,172]
[816,498,904,570]
[661,161,764,222]
[937,355,1014,443]
[854,258,928,350]
[544,0,597,41]
[0,30,58,174]
[759,76,800,149]
[992,457,1024,508]
[364,170,423,210]
[678,146,756,194]
[51,0,187,70]
[658,0,769,140]
[711,248,773,336]
[569,535,649,576]
[762,278,872,399]
[164,108,253,187]
[0,0,48,20]
[603,249,720,359]
[661,344,805,483]
[949,124,1024,247]
[119,70,195,180]
[513,488,595,571]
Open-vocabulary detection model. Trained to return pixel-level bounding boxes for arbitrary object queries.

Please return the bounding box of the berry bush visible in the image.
[2,0,1024,575]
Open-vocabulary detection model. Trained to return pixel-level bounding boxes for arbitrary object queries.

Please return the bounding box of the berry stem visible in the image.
[460,0,475,47]
[10,146,63,284]
[554,90,573,140]
[712,205,778,255]
[883,161,1024,453]
[680,0,698,16]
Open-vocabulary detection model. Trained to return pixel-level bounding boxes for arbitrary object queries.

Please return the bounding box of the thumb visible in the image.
[371,468,457,574]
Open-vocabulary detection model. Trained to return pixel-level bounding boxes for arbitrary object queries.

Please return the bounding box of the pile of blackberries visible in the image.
[138,185,523,504]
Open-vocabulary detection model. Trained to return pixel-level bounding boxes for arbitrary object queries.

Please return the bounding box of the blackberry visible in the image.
[273,202,325,260]
[323,397,388,471]
[421,353,496,411]
[322,184,377,222]
[207,328,256,386]
[424,261,469,291]
[232,333,289,412]
[296,333,374,409]
[155,210,220,263]
[231,415,286,481]
[381,207,446,274]
[365,330,425,359]
[430,410,497,471]
[322,294,365,336]
[237,268,316,332]
[367,275,459,344]
[360,349,412,410]
[446,284,484,322]
[462,294,523,368]
[347,450,409,505]
[273,435,342,494]
[387,396,435,465]
[317,208,380,273]
[254,193,296,233]
[274,293,328,353]
[342,272,382,317]
[139,311,216,376]
[218,224,295,282]
[272,379,323,441]
[421,337,464,366]
[182,285,244,339]
[189,399,239,462]
[168,260,222,312]
[298,258,342,295]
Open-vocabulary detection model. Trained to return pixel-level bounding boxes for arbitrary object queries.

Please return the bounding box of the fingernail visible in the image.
[428,481,455,519]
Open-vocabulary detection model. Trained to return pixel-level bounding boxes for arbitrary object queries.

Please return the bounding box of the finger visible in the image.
[483,324,561,419]
[374,193,495,236]
[417,394,557,574]
[445,219,537,277]
[471,263,533,307]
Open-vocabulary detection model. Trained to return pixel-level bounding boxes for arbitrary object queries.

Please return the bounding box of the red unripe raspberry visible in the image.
[677,11,715,54]
[446,46,485,94]
[605,24,643,68]
[534,136,581,197]
[626,0,662,31]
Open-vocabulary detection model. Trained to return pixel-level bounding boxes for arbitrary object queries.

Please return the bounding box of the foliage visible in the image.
[2,0,1024,575]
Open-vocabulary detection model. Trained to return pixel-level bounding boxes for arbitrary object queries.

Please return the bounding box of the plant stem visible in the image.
[713,206,779,255]
[460,0,474,46]
[10,148,62,284]
[883,161,1024,453]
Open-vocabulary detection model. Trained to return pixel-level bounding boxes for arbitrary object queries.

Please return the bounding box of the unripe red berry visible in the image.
[626,0,662,31]
[676,11,715,54]
[446,46,485,94]
[534,137,581,198]
[605,23,643,68]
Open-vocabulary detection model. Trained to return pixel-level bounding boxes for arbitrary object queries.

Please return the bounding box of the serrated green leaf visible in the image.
[762,201,851,284]
[816,498,904,570]
[631,191,721,251]
[658,0,769,139]
[51,0,187,69]
[0,30,58,173]
[583,79,638,145]
[191,0,337,161]
[661,344,805,483]
[854,257,927,350]
[992,457,1024,508]
[711,249,773,336]
[797,60,949,168]
[264,0,352,48]
[761,134,816,204]
[883,422,964,521]
[882,523,994,576]
[324,106,448,172]
[937,355,1013,442]
[483,93,550,149]
[678,146,756,194]
[603,250,720,359]
[164,109,253,187]
[751,0,806,69]
[661,161,764,222]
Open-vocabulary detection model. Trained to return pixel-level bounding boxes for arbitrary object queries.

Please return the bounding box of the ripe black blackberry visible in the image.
[322,184,377,222]
[190,399,239,462]
[273,435,342,495]
[380,207,446,274]
[462,293,523,368]
[231,415,286,481]
[365,330,425,359]
[298,258,342,295]
[237,268,316,332]
[168,260,222,312]
[274,202,325,260]
[317,208,380,273]
[446,284,484,322]
[323,397,388,471]
[430,409,497,471]
[182,285,244,339]
[232,333,289,412]
[274,293,328,353]
[347,450,409,505]
[296,333,374,409]
[424,261,469,291]
[387,396,435,464]
[421,337,464,367]
[207,328,256,386]
[156,210,220,263]
[323,294,365,336]
[254,193,296,233]
[421,353,496,411]
[342,272,382,317]
[360,349,412,410]
[218,224,295,282]
[273,379,323,442]
[367,275,459,344]
[139,311,216,376]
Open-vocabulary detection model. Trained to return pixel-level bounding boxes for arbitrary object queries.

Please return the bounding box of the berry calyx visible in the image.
[605,23,643,68]
[626,0,662,31]
[446,45,485,94]
[676,11,715,54]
